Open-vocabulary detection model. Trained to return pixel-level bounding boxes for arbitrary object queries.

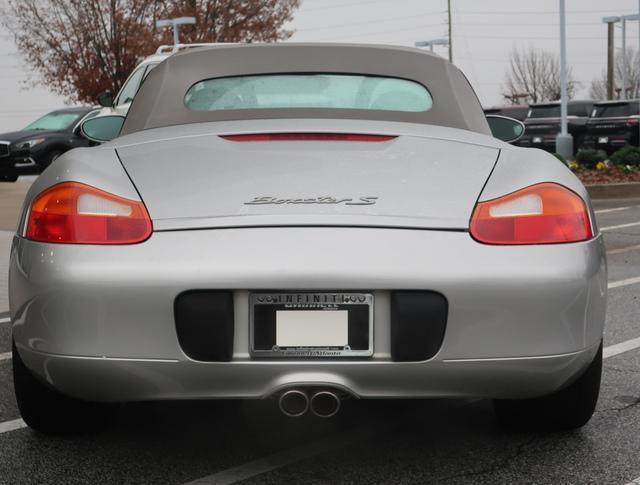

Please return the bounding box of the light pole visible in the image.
[156,16,196,46]
[414,39,450,54]
[556,0,573,159]
[602,16,620,100]
[622,16,627,100]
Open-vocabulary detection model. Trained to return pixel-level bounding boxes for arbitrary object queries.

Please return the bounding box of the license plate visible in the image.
[598,136,609,144]
[250,292,373,357]
[533,136,543,143]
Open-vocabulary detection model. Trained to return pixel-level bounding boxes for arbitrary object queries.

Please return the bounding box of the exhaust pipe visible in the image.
[278,390,309,417]
[310,391,341,418]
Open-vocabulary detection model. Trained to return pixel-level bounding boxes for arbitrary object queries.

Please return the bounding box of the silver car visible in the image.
[9,44,606,434]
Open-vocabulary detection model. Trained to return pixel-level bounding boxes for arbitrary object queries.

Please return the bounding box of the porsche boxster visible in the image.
[9,44,606,434]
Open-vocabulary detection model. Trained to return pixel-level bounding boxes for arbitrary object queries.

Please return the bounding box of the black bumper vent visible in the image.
[174,290,234,362]
[390,291,448,362]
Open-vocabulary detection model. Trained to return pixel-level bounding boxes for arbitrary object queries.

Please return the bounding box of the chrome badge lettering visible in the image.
[245,196,378,206]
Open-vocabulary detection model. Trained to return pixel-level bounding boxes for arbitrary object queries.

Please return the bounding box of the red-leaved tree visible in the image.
[1,0,299,103]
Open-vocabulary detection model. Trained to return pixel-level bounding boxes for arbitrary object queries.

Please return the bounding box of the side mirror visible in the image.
[96,91,114,108]
[81,115,125,143]
[486,115,525,143]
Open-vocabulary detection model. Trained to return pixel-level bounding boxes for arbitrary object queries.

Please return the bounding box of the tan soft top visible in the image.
[121,43,490,136]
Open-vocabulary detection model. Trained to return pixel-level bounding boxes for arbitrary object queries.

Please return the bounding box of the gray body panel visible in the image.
[11,227,605,400]
[10,44,605,404]
[115,120,500,231]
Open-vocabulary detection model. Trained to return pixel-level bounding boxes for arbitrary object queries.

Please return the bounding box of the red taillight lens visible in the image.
[26,182,152,244]
[220,133,396,142]
[470,183,593,245]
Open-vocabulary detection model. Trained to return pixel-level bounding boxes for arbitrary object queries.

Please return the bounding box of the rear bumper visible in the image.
[16,343,600,402]
[9,227,607,401]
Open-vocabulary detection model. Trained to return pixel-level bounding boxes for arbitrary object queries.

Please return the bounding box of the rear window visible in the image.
[184,74,432,113]
[592,103,639,118]
[528,106,560,118]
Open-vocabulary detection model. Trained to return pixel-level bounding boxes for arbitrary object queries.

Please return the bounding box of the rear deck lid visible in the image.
[116,124,500,231]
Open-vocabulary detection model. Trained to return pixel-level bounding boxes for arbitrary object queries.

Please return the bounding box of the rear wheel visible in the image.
[493,342,602,431]
[12,341,115,434]
[1,173,18,182]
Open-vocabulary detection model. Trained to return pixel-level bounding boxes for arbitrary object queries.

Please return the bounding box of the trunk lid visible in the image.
[116,124,499,231]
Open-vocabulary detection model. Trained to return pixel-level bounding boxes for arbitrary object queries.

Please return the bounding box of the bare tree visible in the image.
[1,0,300,104]
[502,46,577,104]
[590,47,639,100]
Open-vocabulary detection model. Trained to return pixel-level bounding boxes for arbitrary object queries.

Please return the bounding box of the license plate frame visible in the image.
[250,292,374,358]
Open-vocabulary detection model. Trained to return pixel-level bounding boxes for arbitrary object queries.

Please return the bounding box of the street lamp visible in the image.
[156,16,196,46]
[414,39,449,53]
[602,16,620,100]
[556,0,572,159]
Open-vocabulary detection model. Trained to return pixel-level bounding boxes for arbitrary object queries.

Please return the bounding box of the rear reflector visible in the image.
[26,182,152,244]
[220,133,396,142]
[470,183,593,245]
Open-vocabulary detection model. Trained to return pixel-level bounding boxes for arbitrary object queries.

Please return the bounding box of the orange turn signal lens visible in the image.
[26,182,152,244]
[470,183,593,245]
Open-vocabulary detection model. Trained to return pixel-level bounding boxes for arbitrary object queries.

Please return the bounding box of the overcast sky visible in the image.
[1,0,640,132]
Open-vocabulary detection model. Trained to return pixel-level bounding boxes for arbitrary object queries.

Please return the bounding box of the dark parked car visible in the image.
[516,100,594,153]
[582,100,640,154]
[0,107,100,182]
[483,105,529,121]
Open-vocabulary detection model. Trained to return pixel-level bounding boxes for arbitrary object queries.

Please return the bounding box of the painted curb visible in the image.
[587,182,640,199]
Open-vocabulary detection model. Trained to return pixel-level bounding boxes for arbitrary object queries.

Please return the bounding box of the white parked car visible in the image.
[95,44,231,117]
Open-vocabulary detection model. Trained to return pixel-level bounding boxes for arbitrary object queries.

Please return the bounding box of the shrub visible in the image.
[609,145,640,167]
[553,153,568,166]
[575,148,607,169]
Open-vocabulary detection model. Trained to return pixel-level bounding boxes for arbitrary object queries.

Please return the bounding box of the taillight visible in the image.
[220,133,396,142]
[26,182,152,244]
[470,183,593,245]
[626,118,639,127]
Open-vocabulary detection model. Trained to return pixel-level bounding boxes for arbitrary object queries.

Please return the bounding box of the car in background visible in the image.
[94,44,230,117]
[516,100,594,153]
[483,105,529,122]
[582,99,640,154]
[0,107,100,182]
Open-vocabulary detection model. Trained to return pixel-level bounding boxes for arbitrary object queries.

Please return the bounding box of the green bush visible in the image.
[553,153,568,166]
[575,148,607,169]
[609,145,640,167]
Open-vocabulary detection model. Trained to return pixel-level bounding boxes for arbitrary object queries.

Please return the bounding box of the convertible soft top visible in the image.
[121,43,490,136]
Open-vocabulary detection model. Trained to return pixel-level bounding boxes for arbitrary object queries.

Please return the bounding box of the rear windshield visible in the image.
[24,112,83,131]
[528,103,592,118]
[528,106,560,118]
[184,74,433,113]
[592,103,639,118]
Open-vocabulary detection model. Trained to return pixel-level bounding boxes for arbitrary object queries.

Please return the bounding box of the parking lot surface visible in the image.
[0,180,639,484]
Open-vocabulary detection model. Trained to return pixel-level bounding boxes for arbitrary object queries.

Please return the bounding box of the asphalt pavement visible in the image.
[0,179,639,484]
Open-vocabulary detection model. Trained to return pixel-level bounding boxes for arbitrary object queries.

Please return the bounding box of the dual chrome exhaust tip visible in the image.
[278,389,341,418]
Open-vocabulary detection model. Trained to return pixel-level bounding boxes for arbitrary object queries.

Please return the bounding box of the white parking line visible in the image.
[604,337,640,359]
[184,426,380,485]
[0,352,10,362]
[0,317,10,324]
[600,221,640,232]
[0,419,26,434]
[608,244,640,255]
[608,276,640,289]
[595,206,635,214]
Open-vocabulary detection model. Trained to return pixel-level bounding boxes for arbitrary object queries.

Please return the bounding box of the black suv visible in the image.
[582,100,640,154]
[516,100,594,153]
[0,107,100,182]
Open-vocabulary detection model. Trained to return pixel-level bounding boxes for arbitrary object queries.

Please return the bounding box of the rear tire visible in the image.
[1,173,18,182]
[493,342,602,431]
[12,341,115,434]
